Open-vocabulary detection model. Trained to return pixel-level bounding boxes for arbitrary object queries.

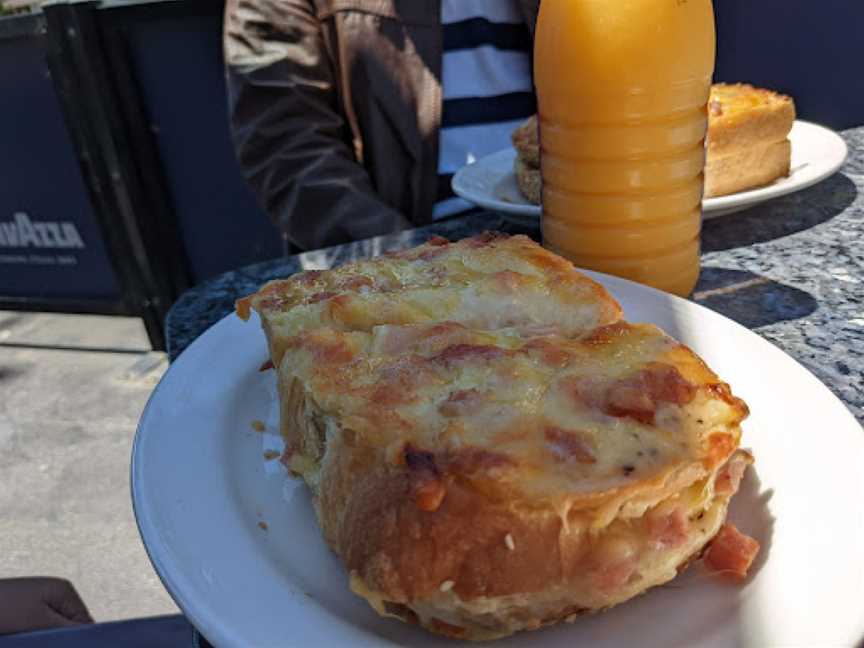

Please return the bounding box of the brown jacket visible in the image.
[224,0,539,251]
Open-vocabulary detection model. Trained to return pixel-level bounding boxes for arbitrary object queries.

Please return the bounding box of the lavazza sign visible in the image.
[0,212,85,249]
[0,212,85,266]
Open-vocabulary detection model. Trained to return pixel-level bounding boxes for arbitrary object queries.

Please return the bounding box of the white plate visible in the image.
[133,272,864,648]
[451,120,848,224]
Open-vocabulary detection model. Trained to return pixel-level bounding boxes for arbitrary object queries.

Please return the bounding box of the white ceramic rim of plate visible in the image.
[704,120,848,212]
[451,149,541,217]
[130,329,370,647]
[450,120,848,218]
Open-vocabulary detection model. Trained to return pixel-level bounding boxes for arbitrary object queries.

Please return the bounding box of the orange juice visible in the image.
[535,0,716,296]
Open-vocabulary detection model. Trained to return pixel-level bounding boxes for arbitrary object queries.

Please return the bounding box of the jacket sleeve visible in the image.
[223,0,411,251]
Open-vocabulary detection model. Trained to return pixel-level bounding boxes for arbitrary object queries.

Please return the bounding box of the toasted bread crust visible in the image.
[514,157,542,205]
[705,138,792,198]
[511,115,540,167]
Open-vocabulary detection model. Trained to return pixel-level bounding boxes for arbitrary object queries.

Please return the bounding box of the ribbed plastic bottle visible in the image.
[535,0,716,297]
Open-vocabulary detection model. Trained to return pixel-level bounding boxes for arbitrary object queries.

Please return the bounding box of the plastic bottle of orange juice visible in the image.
[535,0,716,297]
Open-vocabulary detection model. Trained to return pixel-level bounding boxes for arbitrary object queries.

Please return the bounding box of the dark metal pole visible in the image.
[97,13,193,301]
[42,1,177,350]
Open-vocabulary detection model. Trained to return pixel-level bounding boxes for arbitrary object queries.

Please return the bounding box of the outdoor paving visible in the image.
[0,310,178,622]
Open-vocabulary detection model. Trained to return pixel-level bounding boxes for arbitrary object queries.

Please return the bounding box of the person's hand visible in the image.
[0,577,93,635]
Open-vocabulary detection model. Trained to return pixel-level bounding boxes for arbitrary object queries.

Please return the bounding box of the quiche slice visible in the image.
[705,83,796,198]
[237,234,758,641]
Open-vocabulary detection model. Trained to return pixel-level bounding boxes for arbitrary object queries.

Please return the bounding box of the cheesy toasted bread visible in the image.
[237,233,621,367]
[238,234,757,640]
[707,84,796,156]
[705,83,795,197]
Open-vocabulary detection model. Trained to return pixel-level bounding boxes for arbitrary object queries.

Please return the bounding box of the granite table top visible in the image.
[166,127,864,422]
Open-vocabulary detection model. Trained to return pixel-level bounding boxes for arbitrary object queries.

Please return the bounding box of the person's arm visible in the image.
[224,0,411,251]
[0,578,93,635]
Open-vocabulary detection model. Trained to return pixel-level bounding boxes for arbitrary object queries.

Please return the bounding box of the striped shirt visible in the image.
[434,0,536,219]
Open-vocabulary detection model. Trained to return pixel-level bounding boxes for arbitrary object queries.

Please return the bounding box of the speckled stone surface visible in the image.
[167,128,864,422]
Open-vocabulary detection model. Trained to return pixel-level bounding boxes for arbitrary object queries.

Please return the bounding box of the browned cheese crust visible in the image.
[706,83,796,156]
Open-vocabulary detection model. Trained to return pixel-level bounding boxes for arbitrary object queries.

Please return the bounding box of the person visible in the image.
[224,0,539,252]
[0,577,93,635]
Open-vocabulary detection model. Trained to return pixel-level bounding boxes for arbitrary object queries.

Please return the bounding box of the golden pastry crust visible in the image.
[704,84,795,196]
[707,83,796,155]
[238,234,753,641]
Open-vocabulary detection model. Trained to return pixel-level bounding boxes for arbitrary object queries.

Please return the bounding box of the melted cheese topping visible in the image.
[706,83,795,138]
[240,233,747,524]
[238,234,622,365]
[710,84,776,115]
[280,320,747,520]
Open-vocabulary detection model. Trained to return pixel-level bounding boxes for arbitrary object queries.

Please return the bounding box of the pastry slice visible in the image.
[705,83,796,197]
